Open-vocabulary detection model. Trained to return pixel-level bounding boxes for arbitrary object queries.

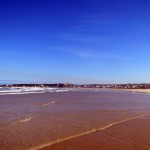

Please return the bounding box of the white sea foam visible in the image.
[18,117,32,123]
[0,116,32,129]
[42,101,55,107]
[0,87,71,95]
[0,91,45,95]
[56,89,70,92]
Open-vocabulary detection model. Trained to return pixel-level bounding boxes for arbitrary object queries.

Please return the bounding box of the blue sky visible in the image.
[0,0,150,84]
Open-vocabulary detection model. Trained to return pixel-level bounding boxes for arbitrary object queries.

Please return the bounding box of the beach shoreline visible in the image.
[113,88,150,94]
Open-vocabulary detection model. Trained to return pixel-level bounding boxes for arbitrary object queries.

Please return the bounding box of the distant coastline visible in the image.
[1,83,150,90]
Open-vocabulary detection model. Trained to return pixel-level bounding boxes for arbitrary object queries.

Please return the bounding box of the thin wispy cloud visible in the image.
[73,14,122,31]
[56,33,109,44]
[51,46,130,60]
[78,52,95,58]
[77,50,129,60]
[73,13,147,33]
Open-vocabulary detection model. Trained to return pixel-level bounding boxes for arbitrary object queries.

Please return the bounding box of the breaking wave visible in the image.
[0,87,71,95]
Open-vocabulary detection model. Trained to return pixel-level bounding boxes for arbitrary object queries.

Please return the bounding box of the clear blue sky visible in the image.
[0,0,150,84]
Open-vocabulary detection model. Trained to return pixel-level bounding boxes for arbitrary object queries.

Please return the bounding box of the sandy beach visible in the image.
[123,89,150,93]
[0,89,150,150]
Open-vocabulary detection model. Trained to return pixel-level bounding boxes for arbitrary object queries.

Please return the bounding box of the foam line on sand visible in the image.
[0,117,32,130]
[10,117,32,126]
[17,117,32,123]
[29,114,148,150]
[42,101,55,107]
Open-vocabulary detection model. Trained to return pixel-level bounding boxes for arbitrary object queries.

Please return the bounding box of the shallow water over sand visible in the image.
[0,89,150,150]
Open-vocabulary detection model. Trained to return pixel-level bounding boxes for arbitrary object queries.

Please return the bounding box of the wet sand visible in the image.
[0,89,150,150]
[41,115,150,150]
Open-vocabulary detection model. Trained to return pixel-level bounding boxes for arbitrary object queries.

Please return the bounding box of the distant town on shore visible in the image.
[1,83,150,89]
